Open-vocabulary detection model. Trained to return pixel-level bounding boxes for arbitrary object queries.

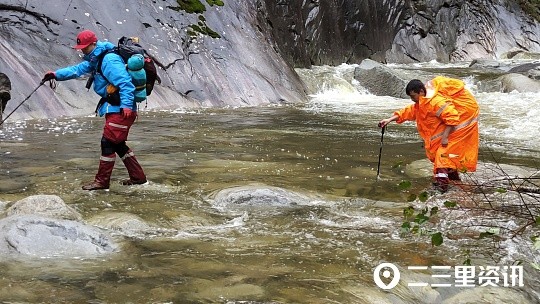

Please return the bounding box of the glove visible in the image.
[41,71,56,83]
[378,119,389,128]
[122,108,136,119]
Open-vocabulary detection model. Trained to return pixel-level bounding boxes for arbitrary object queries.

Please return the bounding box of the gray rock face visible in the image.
[0,0,307,120]
[386,1,540,63]
[262,0,540,66]
[0,215,117,257]
[260,0,407,67]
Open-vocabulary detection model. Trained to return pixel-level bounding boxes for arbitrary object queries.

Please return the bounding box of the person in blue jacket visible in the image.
[42,30,147,190]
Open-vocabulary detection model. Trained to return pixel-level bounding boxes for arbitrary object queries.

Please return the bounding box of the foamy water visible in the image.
[297,63,540,156]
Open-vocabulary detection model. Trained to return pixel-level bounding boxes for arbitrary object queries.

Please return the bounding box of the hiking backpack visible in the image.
[96,36,160,100]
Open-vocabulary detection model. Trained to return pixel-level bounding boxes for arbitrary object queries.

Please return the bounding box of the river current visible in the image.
[0,62,539,303]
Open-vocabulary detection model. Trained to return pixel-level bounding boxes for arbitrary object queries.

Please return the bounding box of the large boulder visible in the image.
[353,59,409,98]
[0,215,117,257]
[353,59,432,98]
[6,195,82,221]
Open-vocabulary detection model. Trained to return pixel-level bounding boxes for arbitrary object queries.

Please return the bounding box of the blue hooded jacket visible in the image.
[54,41,136,117]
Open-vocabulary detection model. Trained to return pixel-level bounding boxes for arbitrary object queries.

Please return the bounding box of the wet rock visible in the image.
[6,195,82,221]
[500,48,526,59]
[528,66,540,80]
[0,215,117,257]
[500,73,540,93]
[353,59,436,98]
[512,52,540,60]
[211,185,311,211]
[353,59,409,98]
[87,212,168,238]
[507,62,540,74]
[463,162,537,190]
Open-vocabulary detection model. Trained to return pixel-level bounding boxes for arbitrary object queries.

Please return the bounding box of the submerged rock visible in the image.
[211,185,311,211]
[87,212,169,238]
[0,215,117,257]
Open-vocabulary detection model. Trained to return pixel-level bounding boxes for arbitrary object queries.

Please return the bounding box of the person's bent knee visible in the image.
[100,137,115,156]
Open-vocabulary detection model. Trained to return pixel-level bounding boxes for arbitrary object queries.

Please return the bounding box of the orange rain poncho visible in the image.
[394,76,479,173]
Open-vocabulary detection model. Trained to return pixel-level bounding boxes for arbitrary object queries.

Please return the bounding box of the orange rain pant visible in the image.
[395,76,479,175]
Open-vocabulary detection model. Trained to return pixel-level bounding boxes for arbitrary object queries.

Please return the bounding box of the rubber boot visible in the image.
[120,150,147,185]
[448,168,461,181]
[82,154,115,190]
[433,168,450,193]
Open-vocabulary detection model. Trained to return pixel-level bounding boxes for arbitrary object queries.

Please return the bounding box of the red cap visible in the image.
[73,30,97,49]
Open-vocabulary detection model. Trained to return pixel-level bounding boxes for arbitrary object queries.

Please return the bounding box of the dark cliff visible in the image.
[261,0,540,67]
[257,0,407,67]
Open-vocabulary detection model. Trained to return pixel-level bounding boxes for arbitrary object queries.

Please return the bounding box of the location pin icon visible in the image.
[374,263,401,289]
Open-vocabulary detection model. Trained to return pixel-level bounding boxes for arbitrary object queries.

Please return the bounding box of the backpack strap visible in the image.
[95,49,118,83]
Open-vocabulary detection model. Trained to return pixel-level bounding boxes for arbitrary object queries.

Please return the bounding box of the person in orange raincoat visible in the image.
[378,76,479,192]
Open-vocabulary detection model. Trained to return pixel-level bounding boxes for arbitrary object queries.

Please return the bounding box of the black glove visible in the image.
[41,71,56,83]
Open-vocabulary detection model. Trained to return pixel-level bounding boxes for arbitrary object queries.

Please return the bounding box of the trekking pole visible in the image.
[0,81,45,126]
[376,125,386,180]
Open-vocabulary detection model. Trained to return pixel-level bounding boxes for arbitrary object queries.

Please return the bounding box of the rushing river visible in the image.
[0,63,539,303]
